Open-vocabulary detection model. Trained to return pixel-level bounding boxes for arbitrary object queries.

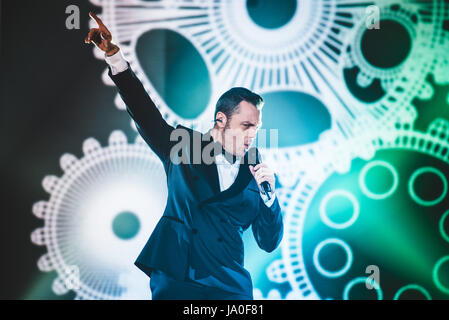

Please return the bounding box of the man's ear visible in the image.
[215,112,227,129]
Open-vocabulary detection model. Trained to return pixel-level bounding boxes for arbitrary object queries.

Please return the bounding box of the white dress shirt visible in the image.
[105,51,276,207]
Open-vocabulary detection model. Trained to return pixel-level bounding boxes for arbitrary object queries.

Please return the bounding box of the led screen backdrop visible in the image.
[1,0,449,300]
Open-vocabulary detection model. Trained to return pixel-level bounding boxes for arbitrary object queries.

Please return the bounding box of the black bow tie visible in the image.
[220,145,238,164]
[203,130,239,164]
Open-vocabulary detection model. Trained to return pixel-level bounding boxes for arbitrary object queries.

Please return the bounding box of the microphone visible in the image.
[215,123,272,199]
[253,148,272,200]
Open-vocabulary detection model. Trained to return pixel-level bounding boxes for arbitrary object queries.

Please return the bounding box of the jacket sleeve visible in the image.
[107,63,175,165]
[251,195,284,253]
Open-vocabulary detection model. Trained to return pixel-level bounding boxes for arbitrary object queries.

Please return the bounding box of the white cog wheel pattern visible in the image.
[267,116,449,299]
[341,1,449,133]
[87,0,448,190]
[88,0,369,188]
[31,131,168,299]
[343,2,438,91]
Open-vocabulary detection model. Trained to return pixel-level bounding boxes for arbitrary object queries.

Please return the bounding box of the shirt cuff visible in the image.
[105,50,129,75]
[260,190,276,207]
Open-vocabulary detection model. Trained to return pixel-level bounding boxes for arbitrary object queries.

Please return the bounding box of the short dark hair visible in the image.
[214,87,264,127]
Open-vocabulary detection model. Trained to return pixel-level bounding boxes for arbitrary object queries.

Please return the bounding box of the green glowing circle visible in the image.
[433,256,449,295]
[112,211,141,240]
[313,238,353,278]
[359,160,399,200]
[393,284,431,300]
[343,277,382,300]
[440,210,449,243]
[319,190,360,229]
[408,167,448,206]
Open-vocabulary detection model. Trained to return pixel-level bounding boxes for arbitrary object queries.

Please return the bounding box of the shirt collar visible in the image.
[204,129,241,165]
[215,152,241,166]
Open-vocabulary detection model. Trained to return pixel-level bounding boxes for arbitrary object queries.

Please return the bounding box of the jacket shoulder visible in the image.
[175,124,210,140]
[175,124,200,133]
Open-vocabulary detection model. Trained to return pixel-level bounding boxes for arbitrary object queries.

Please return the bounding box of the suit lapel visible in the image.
[197,129,221,195]
[202,162,221,195]
[200,151,253,207]
[196,129,259,206]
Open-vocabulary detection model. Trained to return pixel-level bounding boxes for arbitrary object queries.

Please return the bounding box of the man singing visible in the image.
[85,12,283,300]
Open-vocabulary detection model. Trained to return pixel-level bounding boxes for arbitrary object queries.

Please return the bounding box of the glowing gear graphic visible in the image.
[31,131,168,299]
[267,117,449,299]
[88,0,364,187]
[87,0,449,189]
[342,1,449,132]
[63,0,449,300]
[343,3,443,94]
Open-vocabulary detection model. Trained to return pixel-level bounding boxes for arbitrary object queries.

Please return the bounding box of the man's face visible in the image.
[221,100,261,157]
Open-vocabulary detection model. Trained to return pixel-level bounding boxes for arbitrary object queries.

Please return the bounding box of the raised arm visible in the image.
[85,12,175,165]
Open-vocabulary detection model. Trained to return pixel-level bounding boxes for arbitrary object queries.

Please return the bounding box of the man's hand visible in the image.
[84,12,120,57]
[249,163,275,195]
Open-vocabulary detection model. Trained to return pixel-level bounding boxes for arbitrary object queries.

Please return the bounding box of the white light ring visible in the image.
[343,276,383,300]
[313,238,353,278]
[359,160,399,200]
[408,166,447,206]
[319,189,360,229]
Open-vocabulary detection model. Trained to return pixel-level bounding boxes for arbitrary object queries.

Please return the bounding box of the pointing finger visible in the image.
[89,12,104,27]
[89,12,112,35]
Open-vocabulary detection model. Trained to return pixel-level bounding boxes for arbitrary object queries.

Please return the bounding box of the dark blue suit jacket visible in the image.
[108,63,284,296]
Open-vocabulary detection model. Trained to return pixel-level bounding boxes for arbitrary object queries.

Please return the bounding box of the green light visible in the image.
[319,190,359,229]
[343,277,382,300]
[359,160,399,200]
[433,256,449,295]
[439,210,449,243]
[313,238,353,278]
[408,167,447,206]
[393,284,431,300]
[112,211,140,240]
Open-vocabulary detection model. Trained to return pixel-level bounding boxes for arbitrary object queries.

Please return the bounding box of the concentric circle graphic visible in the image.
[433,256,449,295]
[45,0,449,300]
[359,160,399,200]
[87,0,449,189]
[343,277,382,300]
[393,284,432,300]
[31,131,168,299]
[313,238,353,278]
[267,118,449,300]
[319,190,360,229]
[440,210,449,243]
[408,167,448,206]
